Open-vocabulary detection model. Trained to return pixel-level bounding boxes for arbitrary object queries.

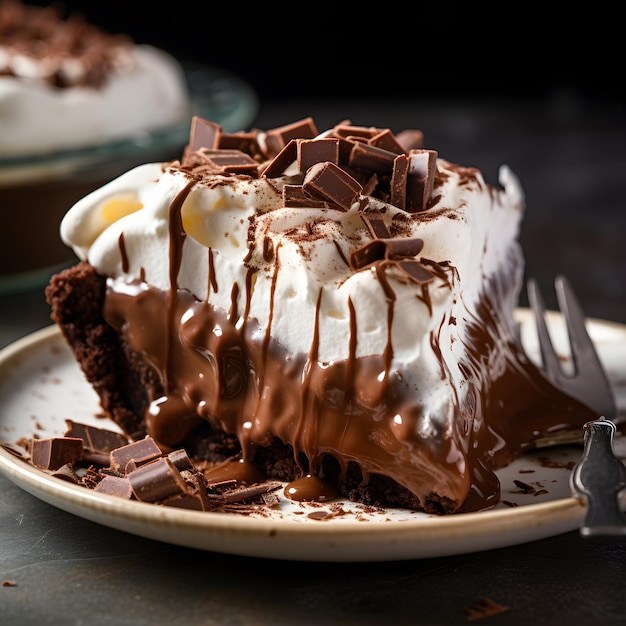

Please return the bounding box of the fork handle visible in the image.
[570,418,626,538]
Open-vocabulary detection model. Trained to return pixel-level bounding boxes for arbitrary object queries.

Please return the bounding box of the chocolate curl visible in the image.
[303,161,362,211]
[205,482,284,510]
[128,457,191,503]
[161,470,211,511]
[349,237,424,270]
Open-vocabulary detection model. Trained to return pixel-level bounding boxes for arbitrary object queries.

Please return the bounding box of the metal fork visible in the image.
[527,275,626,538]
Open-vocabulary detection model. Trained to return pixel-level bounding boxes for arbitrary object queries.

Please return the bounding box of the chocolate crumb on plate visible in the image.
[11,420,288,515]
[464,597,510,621]
[512,479,535,494]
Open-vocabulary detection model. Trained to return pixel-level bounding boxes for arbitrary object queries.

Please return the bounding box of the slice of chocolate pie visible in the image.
[46,116,596,514]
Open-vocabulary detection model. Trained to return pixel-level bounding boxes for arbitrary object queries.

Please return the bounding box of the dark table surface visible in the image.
[2,95,626,625]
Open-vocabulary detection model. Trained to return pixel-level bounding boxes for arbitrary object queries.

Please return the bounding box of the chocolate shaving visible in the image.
[0,442,29,460]
[464,597,510,621]
[219,481,283,504]
[539,456,577,470]
[80,466,103,489]
[512,479,535,494]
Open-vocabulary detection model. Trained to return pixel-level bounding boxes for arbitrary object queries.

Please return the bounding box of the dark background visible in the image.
[4,6,626,625]
[20,0,624,107]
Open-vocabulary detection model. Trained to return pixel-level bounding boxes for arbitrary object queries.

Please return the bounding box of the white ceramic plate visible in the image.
[1,310,625,562]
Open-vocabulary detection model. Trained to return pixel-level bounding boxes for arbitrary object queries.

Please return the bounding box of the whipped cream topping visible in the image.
[62,158,524,369]
[56,117,593,513]
[0,1,189,157]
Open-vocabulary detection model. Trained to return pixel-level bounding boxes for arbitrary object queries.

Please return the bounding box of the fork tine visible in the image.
[528,275,616,419]
[527,277,564,386]
[554,274,617,419]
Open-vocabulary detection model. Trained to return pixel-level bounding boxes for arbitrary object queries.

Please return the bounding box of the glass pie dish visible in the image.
[0,63,258,294]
